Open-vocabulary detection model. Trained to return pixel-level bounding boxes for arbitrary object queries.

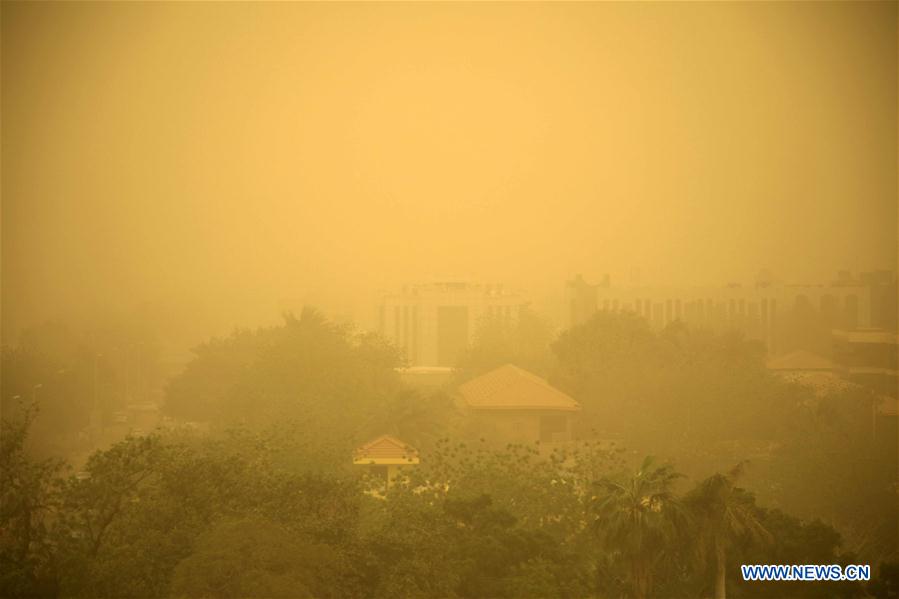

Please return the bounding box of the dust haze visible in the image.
[3,2,896,341]
[1,2,897,599]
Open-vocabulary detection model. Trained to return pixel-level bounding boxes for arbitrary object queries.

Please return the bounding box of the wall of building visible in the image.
[567,274,877,354]
[379,281,528,366]
[466,409,575,445]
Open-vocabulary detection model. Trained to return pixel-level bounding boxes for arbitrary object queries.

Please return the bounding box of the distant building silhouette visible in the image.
[378,280,528,367]
[566,271,896,354]
[857,270,899,331]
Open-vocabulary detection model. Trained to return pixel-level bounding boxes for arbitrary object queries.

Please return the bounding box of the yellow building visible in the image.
[458,364,581,445]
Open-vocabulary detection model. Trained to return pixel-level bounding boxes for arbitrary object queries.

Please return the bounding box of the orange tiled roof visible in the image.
[354,435,419,464]
[766,350,834,372]
[458,364,581,411]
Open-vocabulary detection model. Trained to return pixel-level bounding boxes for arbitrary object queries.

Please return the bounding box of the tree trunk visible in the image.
[632,559,648,599]
[715,546,726,599]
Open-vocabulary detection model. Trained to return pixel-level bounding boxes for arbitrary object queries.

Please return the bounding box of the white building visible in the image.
[567,274,872,352]
[378,280,528,367]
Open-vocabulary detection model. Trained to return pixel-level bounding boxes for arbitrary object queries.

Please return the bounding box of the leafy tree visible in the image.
[4,319,167,456]
[360,488,590,599]
[443,494,567,598]
[4,308,893,599]
[2,403,873,599]
[768,385,899,563]
[163,326,277,422]
[54,423,369,599]
[397,437,623,539]
[551,312,783,452]
[164,308,404,469]
[53,434,169,598]
[865,561,899,599]
[552,312,897,583]
[454,307,554,382]
[60,436,165,556]
[0,403,65,598]
[0,347,92,457]
[734,506,866,598]
[169,517,341,599]
[358,491,462,598]
[365,388,457,452]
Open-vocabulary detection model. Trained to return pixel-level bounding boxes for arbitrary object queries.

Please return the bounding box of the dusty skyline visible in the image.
[2,1,896,341]
[2,6,898,595]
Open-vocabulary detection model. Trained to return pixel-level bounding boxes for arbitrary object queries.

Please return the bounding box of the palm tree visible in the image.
[591,456,687,599]
[686,462,771,599]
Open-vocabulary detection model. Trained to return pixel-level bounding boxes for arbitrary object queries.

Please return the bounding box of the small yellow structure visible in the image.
[353,434,419,487]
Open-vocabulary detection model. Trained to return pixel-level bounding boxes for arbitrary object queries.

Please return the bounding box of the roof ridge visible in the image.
[357,434,413,451]
[459,364,580,410]
[504,363,557,390]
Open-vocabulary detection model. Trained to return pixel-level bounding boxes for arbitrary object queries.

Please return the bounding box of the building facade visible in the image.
[457,364,581,445]
[378,280,528,367]
[566,272,880,353]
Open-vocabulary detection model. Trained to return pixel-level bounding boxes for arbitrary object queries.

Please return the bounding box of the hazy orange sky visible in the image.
[2,2,896,341]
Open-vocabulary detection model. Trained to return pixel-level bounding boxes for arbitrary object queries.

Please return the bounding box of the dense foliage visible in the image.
[3,416,892,598]
[2,309,896,597]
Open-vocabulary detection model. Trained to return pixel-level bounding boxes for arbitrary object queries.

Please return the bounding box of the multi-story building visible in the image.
[857,270,899,331]
[378,280,528,367]
[566,272,880,353]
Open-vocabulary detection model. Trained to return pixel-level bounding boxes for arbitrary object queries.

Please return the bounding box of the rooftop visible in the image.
[353,435,420,465]
[458,364,581,412]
